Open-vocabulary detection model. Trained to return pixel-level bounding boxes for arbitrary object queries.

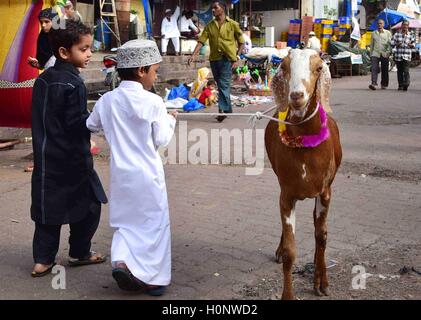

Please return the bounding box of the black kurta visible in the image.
[31,60,107,225]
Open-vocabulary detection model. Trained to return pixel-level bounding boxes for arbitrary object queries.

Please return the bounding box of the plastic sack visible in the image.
[168,84,190,101]
[165,97,188,109]
[183,98,205,112]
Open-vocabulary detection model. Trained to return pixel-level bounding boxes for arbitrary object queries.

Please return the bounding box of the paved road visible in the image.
[0,68,420,300]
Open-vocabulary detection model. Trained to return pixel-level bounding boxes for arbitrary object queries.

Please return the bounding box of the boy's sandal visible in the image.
[146,285,166,296]
[31,263,57,278]
[68,251,107,267]
[112,268,146,291]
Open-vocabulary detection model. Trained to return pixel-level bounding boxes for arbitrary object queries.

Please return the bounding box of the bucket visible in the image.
[95,18,112,50]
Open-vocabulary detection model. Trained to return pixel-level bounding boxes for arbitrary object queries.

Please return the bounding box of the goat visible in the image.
[265,49,342,300]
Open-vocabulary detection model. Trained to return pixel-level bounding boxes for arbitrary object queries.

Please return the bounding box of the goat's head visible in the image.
[271,49,332,116]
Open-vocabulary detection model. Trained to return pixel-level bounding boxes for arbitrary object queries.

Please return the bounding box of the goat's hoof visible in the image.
[321,287,330,296]
[314,286,330,297]
[314,288,324,297]
[281,293,295,300]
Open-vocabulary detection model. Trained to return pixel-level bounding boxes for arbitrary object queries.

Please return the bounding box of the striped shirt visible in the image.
[391,31,416,61]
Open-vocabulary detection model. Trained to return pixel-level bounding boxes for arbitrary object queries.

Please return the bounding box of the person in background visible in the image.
[391,20,415,91]
[161,6,181,56]
[179,10,199,39]
[28,8,58,71]
[199,79,217,107]
[369,19,391,90]
[306,31,321,52]
[242,32,252,55]
[64,1,83,22]
[188,1,245,123]
[25,8,59,173]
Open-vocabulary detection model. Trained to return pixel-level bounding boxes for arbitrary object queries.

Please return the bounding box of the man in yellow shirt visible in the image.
[188,1,245,122]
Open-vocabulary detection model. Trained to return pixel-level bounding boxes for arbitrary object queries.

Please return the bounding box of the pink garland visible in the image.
[301,103,330,147]
[280,102,330,148]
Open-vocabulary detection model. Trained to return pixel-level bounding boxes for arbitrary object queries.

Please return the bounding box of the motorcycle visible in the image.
[102,53,157,94]
[103,52,121,90]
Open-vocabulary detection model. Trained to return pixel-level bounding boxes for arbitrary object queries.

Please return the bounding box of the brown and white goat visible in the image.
[265,49,342,300]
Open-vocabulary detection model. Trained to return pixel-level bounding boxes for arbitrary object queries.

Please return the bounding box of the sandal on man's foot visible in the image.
[31,263,56,278]
[68,251,107,267]
[112,268,146,291]
[146,285,167,296]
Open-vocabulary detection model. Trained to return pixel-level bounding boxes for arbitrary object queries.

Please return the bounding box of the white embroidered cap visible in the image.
[165,9,172,14]
[116,39,162,69]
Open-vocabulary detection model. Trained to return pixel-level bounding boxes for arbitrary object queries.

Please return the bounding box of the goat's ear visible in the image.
[318,62,332,113]
[271,65,288,112]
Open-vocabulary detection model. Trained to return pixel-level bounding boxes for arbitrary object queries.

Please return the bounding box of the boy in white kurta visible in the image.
[86,40,177,296]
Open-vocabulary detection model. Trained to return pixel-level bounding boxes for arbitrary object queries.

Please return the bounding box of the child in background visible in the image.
[28,8,58,71]
[199,79,217,107]
[87,40,177,296]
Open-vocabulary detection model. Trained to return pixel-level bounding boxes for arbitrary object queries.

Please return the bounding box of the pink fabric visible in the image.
[301,102,330,148]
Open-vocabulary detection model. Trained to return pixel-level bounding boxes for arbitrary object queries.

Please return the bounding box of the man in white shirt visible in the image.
[307,31,321,52]
[161,7,181,55]
[179,11,199,39]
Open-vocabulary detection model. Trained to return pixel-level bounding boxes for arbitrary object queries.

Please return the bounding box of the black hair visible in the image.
[402,20,410,25]
[207,79,217,87]
[117,65,151,81]
[212,1,227,12]
[185,11,194,19]
[49,19,92,58]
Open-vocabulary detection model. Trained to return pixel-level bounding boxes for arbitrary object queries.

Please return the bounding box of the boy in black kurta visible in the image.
[30,19,107,277]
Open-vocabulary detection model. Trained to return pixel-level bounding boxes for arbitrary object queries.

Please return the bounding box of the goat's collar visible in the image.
[278,102,330,148]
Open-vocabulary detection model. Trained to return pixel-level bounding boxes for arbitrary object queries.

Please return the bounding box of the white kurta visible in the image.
[161,6,181,39]
[179,16,198,33]
[86,81,176,286]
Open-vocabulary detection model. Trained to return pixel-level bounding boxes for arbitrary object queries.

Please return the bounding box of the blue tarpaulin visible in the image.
[142,0,153,38]
[368,8,413,31]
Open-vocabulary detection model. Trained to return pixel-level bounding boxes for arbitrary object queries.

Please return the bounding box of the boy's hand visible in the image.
[169,110,178,118]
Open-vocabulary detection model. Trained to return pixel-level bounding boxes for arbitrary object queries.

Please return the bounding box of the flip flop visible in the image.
[68,251,107,267]
[31,263,57,278]
[112,268,146,292]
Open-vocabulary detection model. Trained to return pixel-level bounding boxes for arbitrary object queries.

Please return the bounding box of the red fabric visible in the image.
[0,87,33,128]
[0,1,42,128]
[18,1,42,82]
[198,87,212,105]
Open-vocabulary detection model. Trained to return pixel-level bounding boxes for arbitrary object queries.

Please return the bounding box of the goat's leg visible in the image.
[275,232,284,263]
[313,189,331,297]
[280,194,297,300]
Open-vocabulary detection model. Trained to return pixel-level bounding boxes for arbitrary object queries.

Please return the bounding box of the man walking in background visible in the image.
[369,19,391,90]
[188,1,244,122]
[391,20,416,91]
